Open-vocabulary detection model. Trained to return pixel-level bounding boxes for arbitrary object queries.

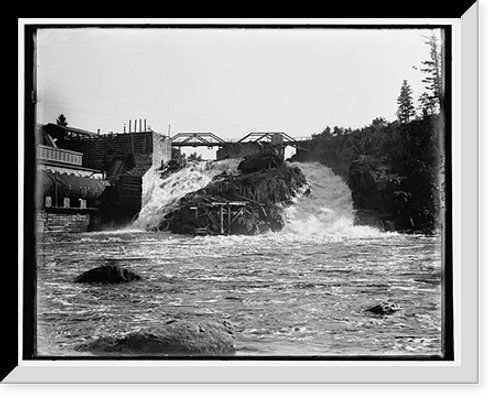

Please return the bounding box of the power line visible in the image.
[39,78,254,131]
[41,102,251,134]
[42,103,131,120]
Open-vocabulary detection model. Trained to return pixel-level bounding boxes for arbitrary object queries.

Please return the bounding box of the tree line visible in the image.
[308,31,444,232]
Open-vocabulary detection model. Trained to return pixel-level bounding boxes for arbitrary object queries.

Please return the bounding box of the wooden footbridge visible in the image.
[170,131,309,148]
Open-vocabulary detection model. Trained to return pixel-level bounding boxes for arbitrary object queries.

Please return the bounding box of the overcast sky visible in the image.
[36,26,438,157]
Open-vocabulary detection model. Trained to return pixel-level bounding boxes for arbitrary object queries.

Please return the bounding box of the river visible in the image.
[35,162,443,357]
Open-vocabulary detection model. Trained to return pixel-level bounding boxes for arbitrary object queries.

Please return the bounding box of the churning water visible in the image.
[36,162,442,357]
[134,159,242,231]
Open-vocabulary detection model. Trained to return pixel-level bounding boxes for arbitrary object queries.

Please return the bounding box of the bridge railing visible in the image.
[223,136,312,143]
[170,134,313,146]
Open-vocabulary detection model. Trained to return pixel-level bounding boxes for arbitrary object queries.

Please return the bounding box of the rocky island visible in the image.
[156,153,307,235]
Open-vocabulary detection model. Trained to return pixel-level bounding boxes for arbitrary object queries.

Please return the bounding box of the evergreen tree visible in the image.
[187,152,203,161]
[56,114,69,126]
[371,117,388,128]
[396,80,416,124]
[419,31,443,115]
[417,92,436,117]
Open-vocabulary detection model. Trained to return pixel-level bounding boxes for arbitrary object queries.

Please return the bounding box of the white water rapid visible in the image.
[133,159,241,231]
[282,162,377,237]
[133,159,378,237]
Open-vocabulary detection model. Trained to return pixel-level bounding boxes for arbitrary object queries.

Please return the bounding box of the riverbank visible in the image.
[290,116,443,233]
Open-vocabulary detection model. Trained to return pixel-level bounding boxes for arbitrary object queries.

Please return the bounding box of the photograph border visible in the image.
[9,10,476,380]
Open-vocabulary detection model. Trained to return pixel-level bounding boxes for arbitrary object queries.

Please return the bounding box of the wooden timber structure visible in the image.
[42,122,172,227]
[188,201,249,235]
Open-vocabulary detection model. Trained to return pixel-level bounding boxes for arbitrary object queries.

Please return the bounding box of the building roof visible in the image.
[44,123,99,138]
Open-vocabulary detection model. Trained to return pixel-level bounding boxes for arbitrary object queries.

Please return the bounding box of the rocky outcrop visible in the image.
[349,156,412,231]
[158,156,307,235]
[237,152,282,174]
[74,263,141,284]
[289,134,355,180]
[74,319,236,355]
[349,155,438,233]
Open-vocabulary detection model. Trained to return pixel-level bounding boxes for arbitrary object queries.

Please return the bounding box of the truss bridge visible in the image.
[170,131,309,149]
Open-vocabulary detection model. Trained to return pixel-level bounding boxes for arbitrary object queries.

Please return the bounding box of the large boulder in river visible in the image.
[74,319,236,355]
[365,300,401,315]
[74,264,141,284]
[237,152,282,174]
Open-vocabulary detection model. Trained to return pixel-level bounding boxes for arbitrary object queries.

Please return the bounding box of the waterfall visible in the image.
[282,162,378,236]
[133,159,241,231]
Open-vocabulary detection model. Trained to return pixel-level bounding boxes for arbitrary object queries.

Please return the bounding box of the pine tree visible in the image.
[56,114,69,127]
[396,80,416,124]
[187,152,203,161]
[419,31,442,115]
[417,92,436,117]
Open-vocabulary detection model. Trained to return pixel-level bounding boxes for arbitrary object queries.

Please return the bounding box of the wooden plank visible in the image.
[230,209,244,225]
[220,205,224,234]
[202,206,219,232]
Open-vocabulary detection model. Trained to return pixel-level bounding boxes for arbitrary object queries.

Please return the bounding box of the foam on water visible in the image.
[133,159,241,230]
[132,158,380,239]
[282,162,380,238]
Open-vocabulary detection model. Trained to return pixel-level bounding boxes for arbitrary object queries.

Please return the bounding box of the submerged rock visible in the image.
[365,300,400,315]
[74,319,236,355]
[74,264,141,284]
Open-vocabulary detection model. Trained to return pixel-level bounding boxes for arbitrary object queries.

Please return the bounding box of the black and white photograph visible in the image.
[23,21,457,366]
